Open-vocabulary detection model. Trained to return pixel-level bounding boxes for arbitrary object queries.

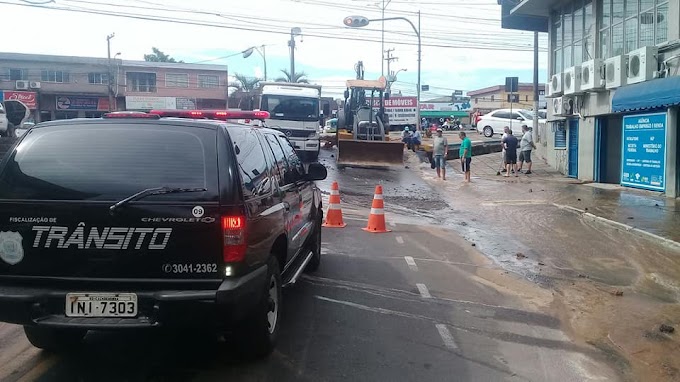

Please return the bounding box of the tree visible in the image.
[229,73,262,109]
[275,69,309,83]
[144,47,184,63]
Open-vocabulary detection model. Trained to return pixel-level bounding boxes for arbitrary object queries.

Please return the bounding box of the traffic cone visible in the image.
[323,181,347,228]
[363,185,391,233]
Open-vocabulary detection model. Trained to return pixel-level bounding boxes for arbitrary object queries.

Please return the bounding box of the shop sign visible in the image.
[621,112,666,191]
[56,96,110,110]
[125,96,177,110]
[371,96,418,125]
[420,101,471,112]
[4,91,37,109]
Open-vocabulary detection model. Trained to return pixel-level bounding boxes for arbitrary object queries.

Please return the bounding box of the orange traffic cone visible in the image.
[323,181,347,228]
[363,185,391,233]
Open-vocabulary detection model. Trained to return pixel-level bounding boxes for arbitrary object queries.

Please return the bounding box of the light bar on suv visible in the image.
[148,110,270,121]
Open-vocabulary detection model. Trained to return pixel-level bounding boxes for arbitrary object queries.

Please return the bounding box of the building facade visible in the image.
[0,53,228,122]
[501,0,680,197]
[468,83,547,115]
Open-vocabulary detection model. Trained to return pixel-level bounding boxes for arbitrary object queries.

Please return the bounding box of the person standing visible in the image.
[518,125,536,174]
[411,126,422,152]
[432,127,448,180]
[501,126,519,177]
[459,131,472,183]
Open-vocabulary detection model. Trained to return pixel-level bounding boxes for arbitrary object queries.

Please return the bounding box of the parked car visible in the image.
[0,100,30,137]
[323,118,338,133]
[0,109,327,357]
[476,109,535,138]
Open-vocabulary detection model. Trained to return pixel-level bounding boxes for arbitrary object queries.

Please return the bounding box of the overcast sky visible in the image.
[1,0,548,98]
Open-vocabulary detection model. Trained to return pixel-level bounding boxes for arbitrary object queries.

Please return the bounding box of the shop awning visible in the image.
[612,76,680,112]
[421,111,469,118]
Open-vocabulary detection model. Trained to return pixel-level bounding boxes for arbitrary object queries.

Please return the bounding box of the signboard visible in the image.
[4,91,37,109]
[371,96,418,125]
[176,97,197,110]
[453,90,463,96]
[421,85,429,91]
[125,96,177,110]
[505,77,519,93]
[621,112,666,191]
[420,101,471,112]
[56,96,110,111]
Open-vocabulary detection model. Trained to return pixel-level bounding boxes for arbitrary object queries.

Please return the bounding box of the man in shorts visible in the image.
[459,131,472,183]
[501,126,519,177]
[432,127,448,180]
[518,125,536,174]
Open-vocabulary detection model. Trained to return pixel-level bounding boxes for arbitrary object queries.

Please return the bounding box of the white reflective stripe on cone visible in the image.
[370,208,385,215]
[373,194,384,200]
[331,190,340,195]
[328,203,341,209]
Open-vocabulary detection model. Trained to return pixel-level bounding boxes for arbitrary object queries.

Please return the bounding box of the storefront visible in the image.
[2,91,38,121]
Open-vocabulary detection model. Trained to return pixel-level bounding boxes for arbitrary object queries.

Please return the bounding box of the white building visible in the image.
[501,0,679,197]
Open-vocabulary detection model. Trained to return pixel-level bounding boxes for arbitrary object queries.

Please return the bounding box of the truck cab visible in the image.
[259,83,322,161]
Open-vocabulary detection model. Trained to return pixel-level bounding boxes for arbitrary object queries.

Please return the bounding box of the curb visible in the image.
[552,203,680,252]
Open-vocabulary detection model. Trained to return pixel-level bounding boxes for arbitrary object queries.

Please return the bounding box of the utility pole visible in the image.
[417,10,421,124]
[106,32,115,112]
[384,48,398,91]
[532,31,540,142]
[288,27,302,82]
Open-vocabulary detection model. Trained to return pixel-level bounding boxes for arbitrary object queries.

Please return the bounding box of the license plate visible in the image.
[65,293,138,318]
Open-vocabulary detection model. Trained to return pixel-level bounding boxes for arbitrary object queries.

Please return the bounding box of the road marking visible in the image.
[395,236,404,244]
[435,324,459,350]
[315,295,429,321]
[416,283,432,298]
[389,221,397,227]
[404,256,418,271]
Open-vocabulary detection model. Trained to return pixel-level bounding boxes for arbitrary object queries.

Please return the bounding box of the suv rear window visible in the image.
[0,123,218,201]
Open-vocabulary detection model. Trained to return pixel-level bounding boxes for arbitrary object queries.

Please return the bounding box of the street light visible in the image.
[288,27,303,82]
[242,45,267,81]
[387,68,407,92]
[343,14,421,122]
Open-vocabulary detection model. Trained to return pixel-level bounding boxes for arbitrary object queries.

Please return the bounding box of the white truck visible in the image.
[259,82,322,161]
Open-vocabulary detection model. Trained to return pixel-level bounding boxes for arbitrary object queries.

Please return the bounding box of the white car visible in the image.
[476,109,534,138]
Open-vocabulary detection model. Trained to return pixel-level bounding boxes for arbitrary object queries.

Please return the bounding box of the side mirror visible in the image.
[516,116,523,120]
[304,162,327,181]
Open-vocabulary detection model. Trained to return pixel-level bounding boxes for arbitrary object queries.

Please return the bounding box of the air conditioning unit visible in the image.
[29,81,41,89]
[627,46,658,84]
[605,55,627,89]
[549,73,563,97]
[15,80,29,90]
[581,59,606,92]
[552,96,573,117]
[563,66,582,95]
[544,83,554,98]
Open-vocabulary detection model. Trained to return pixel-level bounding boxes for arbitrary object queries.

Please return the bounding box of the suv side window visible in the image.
[229,128,272,198]
[276,136,305,182]
[263,133,289,187]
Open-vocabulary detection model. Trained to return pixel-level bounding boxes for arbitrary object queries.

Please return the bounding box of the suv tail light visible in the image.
[222,215,247,262]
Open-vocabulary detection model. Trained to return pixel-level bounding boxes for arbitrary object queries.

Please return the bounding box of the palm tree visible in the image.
[229,73,261,108]
[275,69,309,83]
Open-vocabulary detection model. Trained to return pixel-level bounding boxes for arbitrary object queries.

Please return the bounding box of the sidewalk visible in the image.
[435,151,680,245]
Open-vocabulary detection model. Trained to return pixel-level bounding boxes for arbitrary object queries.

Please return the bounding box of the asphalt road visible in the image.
[0,148,623,382]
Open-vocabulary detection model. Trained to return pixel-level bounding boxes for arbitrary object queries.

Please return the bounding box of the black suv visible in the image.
[0,110,327,357]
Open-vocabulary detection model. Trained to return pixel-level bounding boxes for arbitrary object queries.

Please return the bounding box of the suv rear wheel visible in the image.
[238,256,282,358]
[23,326,86,351]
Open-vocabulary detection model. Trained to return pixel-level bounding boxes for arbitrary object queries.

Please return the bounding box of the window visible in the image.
[198,75,219,88]
[276,136,305,181]
[264,133,289,187]
[491,95,495,101]
[127,72,157,93]
[260,95,319,122]
[554,122,567,149]
[41,70,69,83]
[0,125,214,201]
[229,128,271,198]
[8,68,28,81]
[88,73,109,85]
[166,73,189,88]
[493,111,512,119]
[597,0,669,59]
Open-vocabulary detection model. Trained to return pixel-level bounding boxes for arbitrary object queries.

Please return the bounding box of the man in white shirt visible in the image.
[518,125,536,174]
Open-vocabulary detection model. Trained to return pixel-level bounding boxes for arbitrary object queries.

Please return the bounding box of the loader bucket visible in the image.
[337,139,404,168]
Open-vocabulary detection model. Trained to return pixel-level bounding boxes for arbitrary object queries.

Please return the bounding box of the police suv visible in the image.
[0,109,327,357]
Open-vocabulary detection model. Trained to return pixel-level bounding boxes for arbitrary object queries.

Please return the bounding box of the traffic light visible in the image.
[343,16,370,28]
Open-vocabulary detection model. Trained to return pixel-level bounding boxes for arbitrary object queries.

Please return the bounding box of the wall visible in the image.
[666,107,678,197]
[602,115,623,184]
[123,66,227,100]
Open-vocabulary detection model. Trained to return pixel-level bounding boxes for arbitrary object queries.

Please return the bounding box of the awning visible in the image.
[421,111,469,118]
[612,76,680,112]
